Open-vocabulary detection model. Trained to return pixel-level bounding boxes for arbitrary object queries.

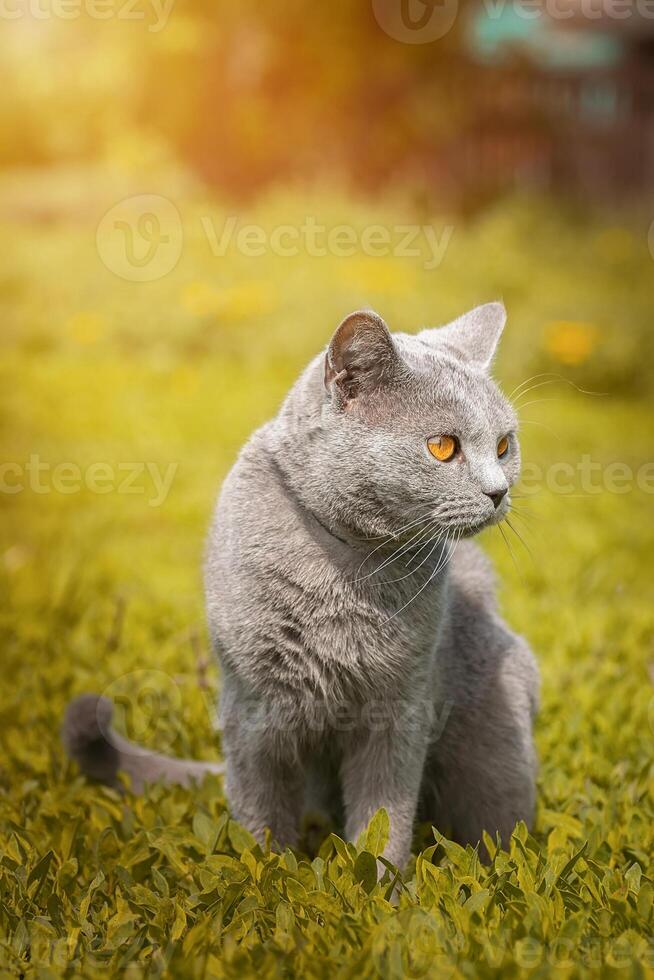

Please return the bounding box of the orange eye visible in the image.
[427,435,458,462]
[497,436,510,459]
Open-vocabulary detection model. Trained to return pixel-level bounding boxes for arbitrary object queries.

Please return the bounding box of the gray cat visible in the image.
[64,302,539,869]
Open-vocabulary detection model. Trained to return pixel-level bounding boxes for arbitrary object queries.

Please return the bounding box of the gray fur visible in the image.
[64,302,539,868]
[63,694,223,792]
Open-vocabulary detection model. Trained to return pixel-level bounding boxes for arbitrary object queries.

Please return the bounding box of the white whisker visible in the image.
[507,372,563,401]
[382,529,460,626]
[383,526,448,584]
[505,516,535,563]
[355,517,437,583]
[518,418,561,440]
[510,372,606,403]
[497,522,521,578]
[362,504,433,540]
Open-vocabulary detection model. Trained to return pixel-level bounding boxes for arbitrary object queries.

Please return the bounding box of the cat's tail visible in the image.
[62,694,224,793]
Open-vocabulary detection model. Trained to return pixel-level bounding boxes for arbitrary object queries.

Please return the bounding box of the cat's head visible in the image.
[313,303,519,541]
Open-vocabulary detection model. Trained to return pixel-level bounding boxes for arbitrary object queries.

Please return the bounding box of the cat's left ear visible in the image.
[324,310,401,405]
[418,302,506,371]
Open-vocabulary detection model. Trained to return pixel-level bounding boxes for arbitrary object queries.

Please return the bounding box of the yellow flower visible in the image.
[180,282,224,317]
[180,280,278,320]
[66,312,106,345]
[340,258,417,295]
[171,365,199,395]
[543,320,599,365]
[220,281,278,320]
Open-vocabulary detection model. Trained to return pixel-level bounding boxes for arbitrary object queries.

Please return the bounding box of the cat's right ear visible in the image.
[324,310,400,406]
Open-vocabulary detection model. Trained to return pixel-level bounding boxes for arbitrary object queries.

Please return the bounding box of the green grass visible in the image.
[1,191,653,977]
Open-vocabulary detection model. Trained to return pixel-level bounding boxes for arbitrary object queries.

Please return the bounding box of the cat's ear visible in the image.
[324,310,401,404]
[418,302,506,371]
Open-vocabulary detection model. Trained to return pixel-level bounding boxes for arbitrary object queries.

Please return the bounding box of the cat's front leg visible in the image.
[340,706,431,870]
[221,685,304,849]
[224,744,303,849]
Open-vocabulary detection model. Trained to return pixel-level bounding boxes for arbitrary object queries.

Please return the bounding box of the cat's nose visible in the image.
[485,488,507,509]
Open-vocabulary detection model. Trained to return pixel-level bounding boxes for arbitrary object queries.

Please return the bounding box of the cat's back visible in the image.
[204,421,297,596]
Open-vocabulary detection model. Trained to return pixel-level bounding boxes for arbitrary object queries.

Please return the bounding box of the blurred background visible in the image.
[2,0,654,203]
[0,0,653,864]
[0,0,653,390]
[1,0,653,723]
[1,2,654,971]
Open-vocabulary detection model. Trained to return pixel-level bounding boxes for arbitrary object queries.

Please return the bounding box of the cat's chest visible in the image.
[263,554,448,699]
[208,475,449,699]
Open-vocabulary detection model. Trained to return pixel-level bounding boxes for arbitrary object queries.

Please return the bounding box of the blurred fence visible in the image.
[1,2,653,210]
[449,60,654,205]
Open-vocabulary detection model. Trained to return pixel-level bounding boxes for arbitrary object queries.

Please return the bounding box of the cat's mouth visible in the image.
[457,506,509,537]
[460,521,493,538]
